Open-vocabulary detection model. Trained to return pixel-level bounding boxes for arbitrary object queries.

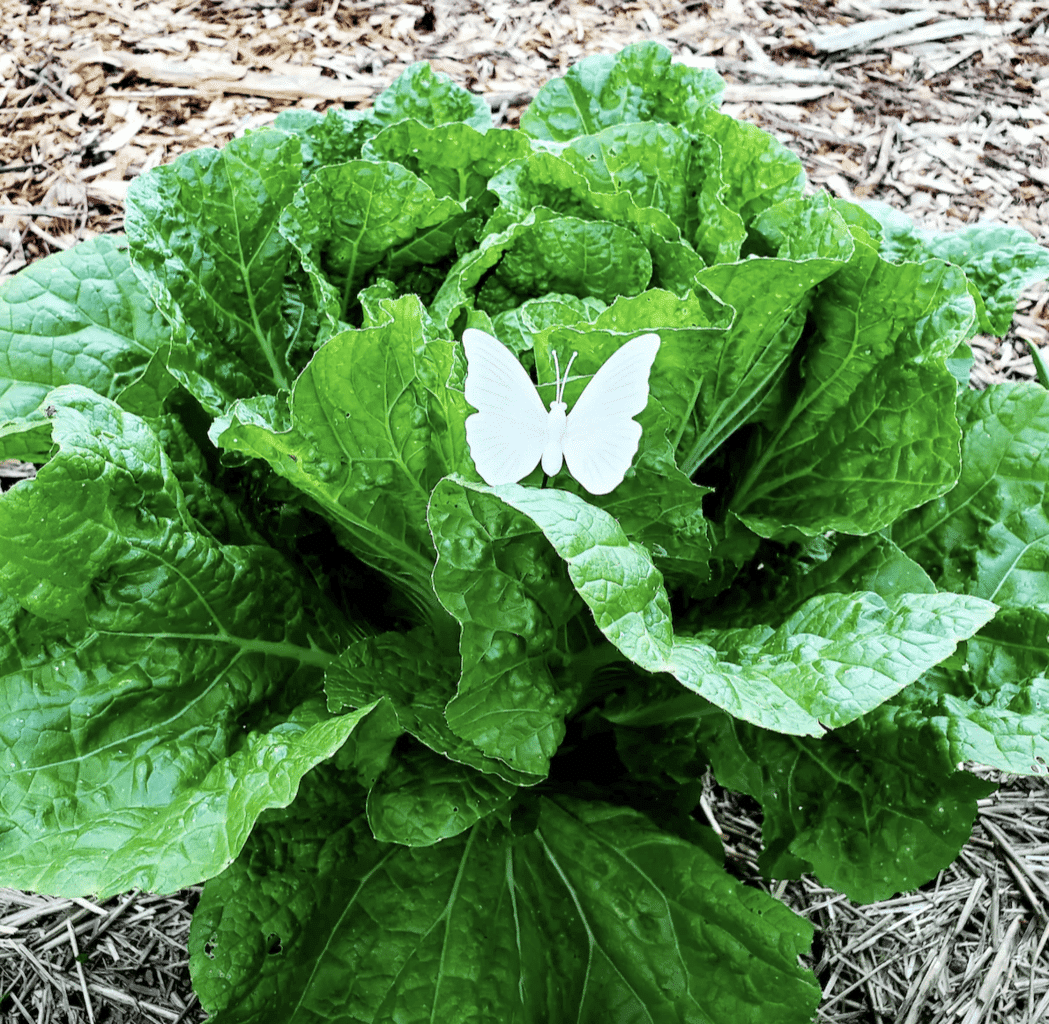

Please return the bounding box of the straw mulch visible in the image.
[1,0,1048,1021]
[718,769,1049,1024]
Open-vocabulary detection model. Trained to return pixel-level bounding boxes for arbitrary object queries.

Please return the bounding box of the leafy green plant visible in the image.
[2,42,1049,1022]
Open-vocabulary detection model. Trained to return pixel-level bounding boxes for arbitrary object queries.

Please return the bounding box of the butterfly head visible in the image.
[550,349,579,411]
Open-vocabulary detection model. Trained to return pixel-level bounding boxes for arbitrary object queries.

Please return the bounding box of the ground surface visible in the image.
[1,1,1048,1021]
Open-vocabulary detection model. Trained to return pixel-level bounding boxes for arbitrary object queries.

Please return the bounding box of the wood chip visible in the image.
[723,83,836,104]
[810,10,937,53]
[98,50,375,102]
[878,17,993,50]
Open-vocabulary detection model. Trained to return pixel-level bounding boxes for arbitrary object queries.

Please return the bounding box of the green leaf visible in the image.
[0,386,372,895]
[272,107,381,172]
[366,737,518,846]
[698,532,940,633]
[678,192,853,475]
[694,589,996,729]
[520,40,724,141]
[279,160,464,327]
[0,235,169,431]
[436,478,994,738]
[608,670,994,902]
[694,708,994,903]
[555,120,746,264]
[125,129,305,411]
[886,383,1049,774]
[883,608,1049,776]
[189,773,820,1024]
[488,216,653,309]
[211,295,459,629]
[731,233,976,536]
[1027,338,1049,389]
[487,133,719,291]
[427,479,591,776]
[490,293,599,354]
[372,61,493,131]
[326,629,543,787]
[893,383,1049,611]
[810,533,939,603]
[363,120,531,205]
[693,107,806,226]
[860,200,1049,335]
[429,208,550,330]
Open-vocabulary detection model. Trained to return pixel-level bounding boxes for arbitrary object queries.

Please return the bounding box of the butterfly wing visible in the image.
[463,328,550,485]
[561,333,660,495]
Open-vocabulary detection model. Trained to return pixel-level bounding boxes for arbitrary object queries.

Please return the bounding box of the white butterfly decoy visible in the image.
[463,327,660,495]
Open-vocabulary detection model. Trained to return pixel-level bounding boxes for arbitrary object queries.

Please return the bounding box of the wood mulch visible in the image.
[1,0,1048,1021]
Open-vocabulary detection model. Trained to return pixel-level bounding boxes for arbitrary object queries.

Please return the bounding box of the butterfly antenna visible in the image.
[558,351,578,403]
[551,349,561,401]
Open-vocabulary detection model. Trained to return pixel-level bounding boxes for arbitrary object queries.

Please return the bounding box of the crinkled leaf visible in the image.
[487,141,715,295]
[0,235,169,436]
[372,61,493,131]
[696,708,994,903]
[125,130,304,411]
[211,295,458,625]
[697,532,940,634]
[693,107,806,226]
[490,215,653,309]
[189,773,820,1024]
[860,199,1049,335]
[326,629,543,787]
[508,98,805,268]
[893,383,1049,612]
[883,608,1049,776]
[430,208,676,333]
[279,160,464,328]
[427,479,591,776]
[731,234,976,536]
[0,386,370,896]
[366,737,518,846]
[363,120,531,206]
[429,209,550,330]
[607,675,993,904]
[520,40,724,141]
[679,192,854,475]
[490,293,601,355]
[272,107,382,173]
[887,384,1049,774]
[694,589,996,730]
[438,478,994,738]
[555,121,745,264]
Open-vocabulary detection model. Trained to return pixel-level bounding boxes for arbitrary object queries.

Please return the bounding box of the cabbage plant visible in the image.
[1,42,1049,1023]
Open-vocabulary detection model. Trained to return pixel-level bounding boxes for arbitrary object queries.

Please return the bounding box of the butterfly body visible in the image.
[462,328,660,495]
[541,400,568,477]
